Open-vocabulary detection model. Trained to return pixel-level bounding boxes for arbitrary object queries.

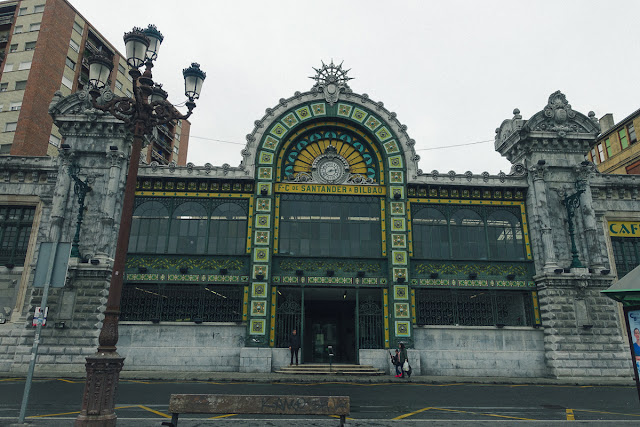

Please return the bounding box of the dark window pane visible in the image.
[278,195,381,258]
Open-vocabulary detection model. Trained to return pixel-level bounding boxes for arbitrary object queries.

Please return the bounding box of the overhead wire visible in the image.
[188,135,495,151]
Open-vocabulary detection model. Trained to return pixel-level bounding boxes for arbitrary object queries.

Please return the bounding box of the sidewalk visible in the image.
[1,369,632,387]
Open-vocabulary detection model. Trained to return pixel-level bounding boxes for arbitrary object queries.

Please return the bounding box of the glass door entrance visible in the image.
[303,288,356,363]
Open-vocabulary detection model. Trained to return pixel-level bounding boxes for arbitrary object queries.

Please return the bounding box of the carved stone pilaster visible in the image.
[529,164,558,271]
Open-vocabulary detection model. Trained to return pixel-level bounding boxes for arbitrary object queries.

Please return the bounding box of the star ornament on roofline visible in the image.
[309,60,353,105]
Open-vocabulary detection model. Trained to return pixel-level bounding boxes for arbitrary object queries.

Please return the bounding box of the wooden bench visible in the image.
[161,394,350,426]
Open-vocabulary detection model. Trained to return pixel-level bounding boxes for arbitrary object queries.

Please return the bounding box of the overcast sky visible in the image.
[73,0,640,174]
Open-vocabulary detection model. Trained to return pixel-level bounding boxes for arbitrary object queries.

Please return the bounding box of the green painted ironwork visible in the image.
[414,289,534,327]
[561,179,587,269]
[125,254,247,271]
[68,163,92,258]
[358,295,384,349]
[120,283,242,322]
[274,290,302,348]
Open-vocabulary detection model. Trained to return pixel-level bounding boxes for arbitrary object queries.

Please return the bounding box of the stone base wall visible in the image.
[413,326,546,377]
[3,274,107,374]
[360,349,421,375]
[538,281,632,378]
[118,323,245,372]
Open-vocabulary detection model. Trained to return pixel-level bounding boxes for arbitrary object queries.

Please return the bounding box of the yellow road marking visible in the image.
[566,409,575,420]
[137,405,171,418]
[28,410,81,418]
[574,409,640,417]
[207,414,237,419]
[0,378,23,382]
[125,380,151,384]
[57,379,80,383]
[329,414,354,420]
[392,406,432,420]
[27,405,138,418]
[428,407,535,421]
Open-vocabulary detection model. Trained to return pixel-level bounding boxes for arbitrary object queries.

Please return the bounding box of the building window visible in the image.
[18,62,31,71]
[3,63,13,72]
[0,206,36,266]
[604,138,613,157]
[590,147,597,163]
[118,63,126,74]
[14,26,22,34]
[10,102,21,111]
[17,7,27,16]
[279,194,381,258]
[412,205,525,261]
[125,89,133,98]
[208,202,247,255]
[628,123,637,145]
[24,41,36,51]
[15,80,27,90]
[611,237,640,279]
[34,4,45,13]
[69,39,79,52]
[0,105,3,112]
[65,57,75,70]
[73,21,83,35]
[129,201,169,253]
[619,128,629,149]
[115,79,123,90]
[597,143,605,162]
[9,44,17,53]
[0,83,8,92]
[49,134,61,147]
[168,201,208,254]
[5,122,17,132]
[61,75,73,89]
[29,23,40,32]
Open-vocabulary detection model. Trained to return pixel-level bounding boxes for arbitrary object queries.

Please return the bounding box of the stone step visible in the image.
[276,364,384,375]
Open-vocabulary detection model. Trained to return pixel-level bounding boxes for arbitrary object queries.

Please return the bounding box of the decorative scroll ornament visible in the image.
[309,60,353,105]
[536,91,578,136]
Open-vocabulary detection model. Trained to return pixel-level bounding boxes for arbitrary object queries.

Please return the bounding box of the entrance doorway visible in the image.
[303,288,356,363]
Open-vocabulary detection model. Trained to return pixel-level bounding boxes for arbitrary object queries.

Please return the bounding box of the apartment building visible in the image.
[589,110,640,174]
[0,0,189,164]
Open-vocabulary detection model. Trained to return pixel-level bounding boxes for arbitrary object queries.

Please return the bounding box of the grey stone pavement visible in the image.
[3,371,639,426]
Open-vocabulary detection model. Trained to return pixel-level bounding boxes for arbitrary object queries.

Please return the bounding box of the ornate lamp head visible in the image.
[142,24,163,61]
[88,51,113,90]
[183,63,206,101]
[123,28,150,69]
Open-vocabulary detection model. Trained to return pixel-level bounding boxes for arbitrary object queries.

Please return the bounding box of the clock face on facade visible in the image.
[318,159,344,182]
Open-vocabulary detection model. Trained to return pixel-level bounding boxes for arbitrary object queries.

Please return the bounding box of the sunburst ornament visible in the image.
[310,60,353,105]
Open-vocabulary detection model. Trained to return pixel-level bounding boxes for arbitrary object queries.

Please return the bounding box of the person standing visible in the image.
[391,349,402,377]
[289,329,301,366]
[398,342,409,378]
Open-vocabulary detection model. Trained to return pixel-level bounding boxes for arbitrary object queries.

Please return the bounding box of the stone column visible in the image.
[530,164,559,272]
[97,150,125,257]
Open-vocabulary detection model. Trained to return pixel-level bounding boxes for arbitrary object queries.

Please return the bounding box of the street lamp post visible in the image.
[561,178,587,270]
[75,25,205,426]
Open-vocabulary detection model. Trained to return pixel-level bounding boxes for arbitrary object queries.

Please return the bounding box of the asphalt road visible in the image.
[0,377,639,426]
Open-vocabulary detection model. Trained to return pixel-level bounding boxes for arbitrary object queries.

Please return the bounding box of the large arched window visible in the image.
[487,210,525,260]
[450,209,487,260]
[413,207,449,259]
[129,201,169,253]
[167,202,207,254]
[208,202,247,255]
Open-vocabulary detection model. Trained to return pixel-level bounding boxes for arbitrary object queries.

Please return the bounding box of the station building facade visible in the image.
[0,65,638,379]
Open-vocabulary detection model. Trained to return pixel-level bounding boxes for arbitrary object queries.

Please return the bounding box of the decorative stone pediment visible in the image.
[524,91,600,137]
[495,91,600,165]
[49,89,130,139]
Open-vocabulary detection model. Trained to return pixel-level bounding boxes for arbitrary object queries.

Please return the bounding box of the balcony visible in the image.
[0,15,13,26]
